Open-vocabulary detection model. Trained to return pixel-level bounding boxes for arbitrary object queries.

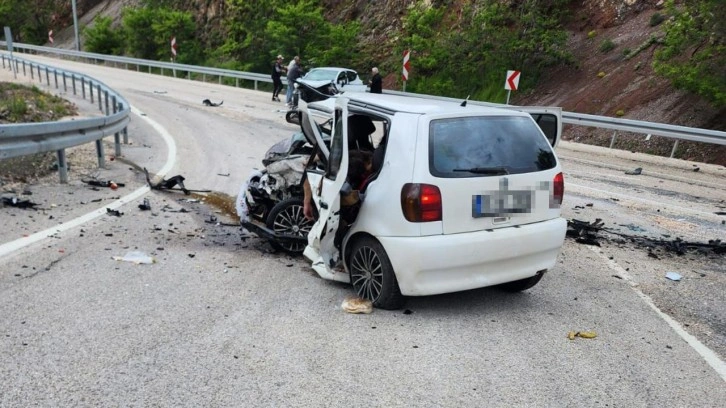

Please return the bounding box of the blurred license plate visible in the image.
[472,191,532,217]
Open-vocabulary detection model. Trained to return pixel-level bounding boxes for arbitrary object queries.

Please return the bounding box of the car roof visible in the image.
[309,67,353,71]
[308,93,530,117]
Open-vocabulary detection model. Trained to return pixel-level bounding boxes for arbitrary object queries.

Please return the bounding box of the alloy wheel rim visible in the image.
[272,204,312,252]
[350,246,383,302]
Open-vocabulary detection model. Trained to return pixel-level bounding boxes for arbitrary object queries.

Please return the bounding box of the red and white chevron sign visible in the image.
[505,70,520,91]
[171,36,178,57]
[402,50,411,81]
[48,30,54,44]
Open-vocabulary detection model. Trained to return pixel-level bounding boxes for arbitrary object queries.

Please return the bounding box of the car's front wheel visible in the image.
[498,270,546,292]
[348,236,405,310]
[265,197,312,254]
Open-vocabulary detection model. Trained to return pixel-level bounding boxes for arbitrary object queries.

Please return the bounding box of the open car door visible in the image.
[513,107,563,147]
[301,99,350,283]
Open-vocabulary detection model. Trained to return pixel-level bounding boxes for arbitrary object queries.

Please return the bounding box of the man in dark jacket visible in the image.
[271,55,285,102]
[369,67,382,94]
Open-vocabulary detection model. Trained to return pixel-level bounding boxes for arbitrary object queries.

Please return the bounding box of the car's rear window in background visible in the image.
[429,116,556,178]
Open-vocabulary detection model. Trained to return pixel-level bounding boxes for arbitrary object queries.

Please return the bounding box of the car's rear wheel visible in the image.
[348,236,405,310]
[499,270,546,292]
[265,197,312,254]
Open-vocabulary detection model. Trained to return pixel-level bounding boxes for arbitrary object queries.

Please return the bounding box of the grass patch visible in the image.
[599,39,616,53]
[0,82,75,123]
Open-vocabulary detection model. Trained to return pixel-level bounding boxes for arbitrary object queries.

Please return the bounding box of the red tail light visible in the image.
[401,183,442,222]
[553,172,564,206]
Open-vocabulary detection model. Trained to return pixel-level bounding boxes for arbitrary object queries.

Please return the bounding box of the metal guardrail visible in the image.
[385,91,726,154]
[0,52,130,182]
[1,41,271,89]
[2,41,725,161]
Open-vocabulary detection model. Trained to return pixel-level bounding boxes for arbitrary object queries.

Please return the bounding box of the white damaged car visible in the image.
[299,93,566,309]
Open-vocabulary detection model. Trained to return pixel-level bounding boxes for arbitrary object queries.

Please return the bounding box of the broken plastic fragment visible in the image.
[624,167,642,175]
[342,297,373,314]
[568,331,597,340]
[665,272,682,281]
[112,251,156,264]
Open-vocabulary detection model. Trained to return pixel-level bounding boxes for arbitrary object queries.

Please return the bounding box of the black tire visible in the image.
[499,270,546,292]
[348,236,405,310]
[265,197,313,254]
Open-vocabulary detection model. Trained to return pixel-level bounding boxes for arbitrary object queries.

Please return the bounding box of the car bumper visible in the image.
[377,218,567,296]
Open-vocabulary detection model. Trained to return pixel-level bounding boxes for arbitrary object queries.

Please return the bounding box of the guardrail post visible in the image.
[136,64,139,72]
[45,67,50,86]
[609,131,617,149]
[218,76,222,85]
[112,96,121,157]
[54,70,58,88]
[254,80,258,91]
[235,78,239,88]
[97,84,102,111]
[30,63,34,80]
[95,139,106,168]
[81,77,86,99]
[37,65,41,82]
[72,75,77,95]
[203,74,206,82]
[62,72,67,92]
[670,140,679,158]
[22,61,26,76]
[1,56,5,68]
[104,91,109,115]
[119,102,129,144]
[57,149,69,184]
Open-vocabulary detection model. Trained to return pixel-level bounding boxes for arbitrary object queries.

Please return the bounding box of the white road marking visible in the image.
[588,246,726,382]
[0,106,176,259]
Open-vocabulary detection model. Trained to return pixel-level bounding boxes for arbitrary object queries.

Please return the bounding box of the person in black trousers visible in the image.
[369,67,382,94]
[271,55,286,102]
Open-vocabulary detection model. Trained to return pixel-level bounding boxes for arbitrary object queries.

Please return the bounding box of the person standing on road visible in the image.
[286,56,303,107]
[368,67,382,94]
[271,55,286,102]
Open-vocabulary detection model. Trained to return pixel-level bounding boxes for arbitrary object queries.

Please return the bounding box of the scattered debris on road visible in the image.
[665,272,683,281]
[342,297,373,314]
[202,99,223,107]
[138,198,151,211]
[567,218,726,255]
[568,331,598,340]
[106,208,123,217]
[112,250,155,264]
[624,167,642,175]
[82,178,125,189]
[1,196,38,209]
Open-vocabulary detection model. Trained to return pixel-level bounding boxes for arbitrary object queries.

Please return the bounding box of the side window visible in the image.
[327,109,344,180]
[529,113,558,146]
[347,71,358,82]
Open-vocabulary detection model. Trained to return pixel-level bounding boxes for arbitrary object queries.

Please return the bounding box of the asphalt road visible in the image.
[1,54,724,407]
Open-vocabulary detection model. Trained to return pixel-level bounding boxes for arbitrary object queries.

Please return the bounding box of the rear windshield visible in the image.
[429,116,556,178]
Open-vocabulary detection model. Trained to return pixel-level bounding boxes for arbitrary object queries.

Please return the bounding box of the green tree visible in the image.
[400,0,570,102]
[83,16,124,55]
[122,6,201,64]
[654,0,725,106]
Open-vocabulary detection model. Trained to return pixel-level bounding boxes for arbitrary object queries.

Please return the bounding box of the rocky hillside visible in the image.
[51,0,725,164]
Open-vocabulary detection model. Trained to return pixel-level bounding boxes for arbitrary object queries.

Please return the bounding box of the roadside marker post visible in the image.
[402,49,410,92]
[504,70,520,105]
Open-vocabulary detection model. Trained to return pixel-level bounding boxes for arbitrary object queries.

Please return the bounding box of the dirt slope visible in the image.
[514,0,725,164]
